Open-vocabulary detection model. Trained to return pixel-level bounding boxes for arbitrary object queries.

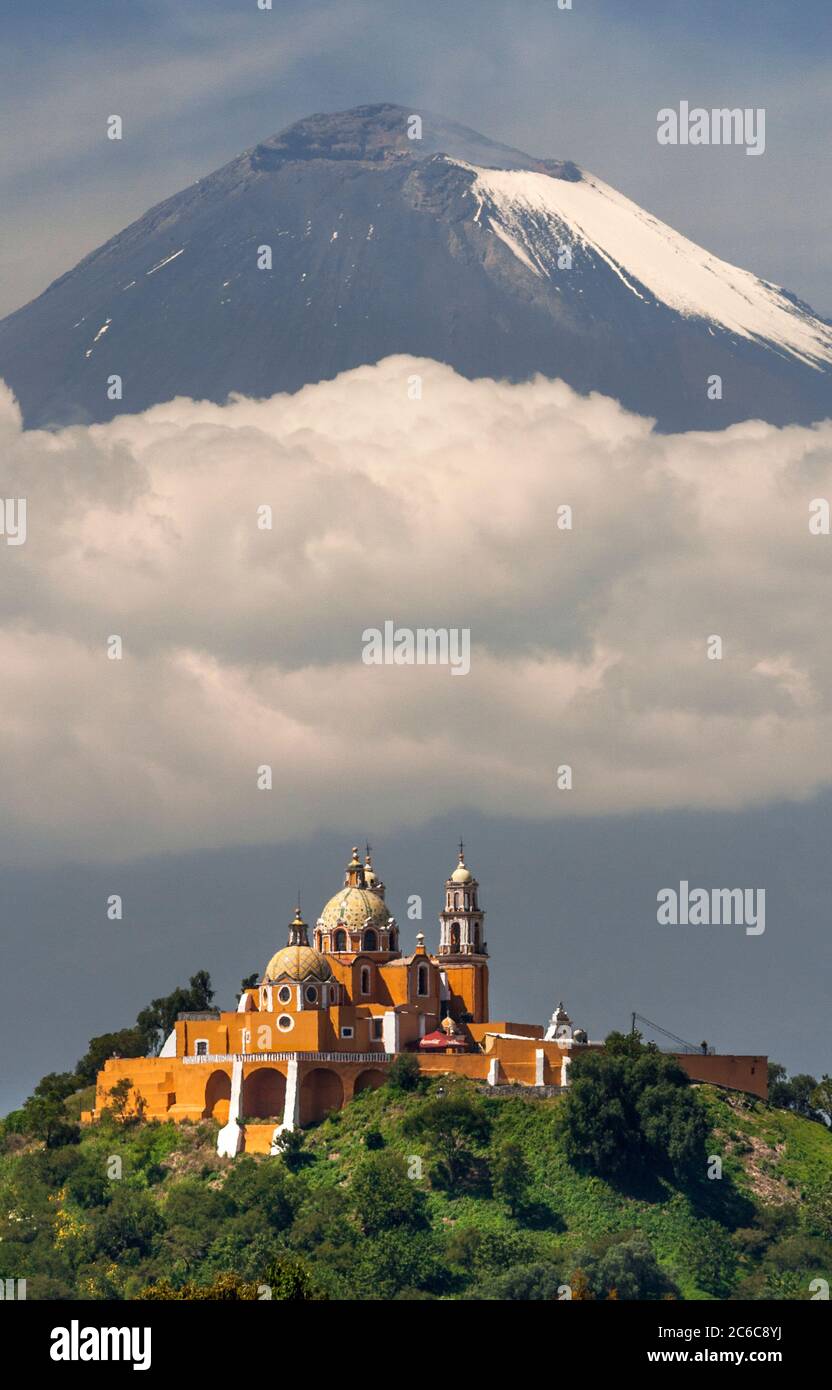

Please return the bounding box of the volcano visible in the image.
[1,102,830,431]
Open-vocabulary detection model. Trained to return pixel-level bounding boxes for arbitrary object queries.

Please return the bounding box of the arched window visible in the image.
[473,925,481,953]
[454,892,460,909]
[450,923,460,951]
[389,929,398,951]
[334,929,347,952]
[360,966,371,996]
[364,928,378,951]
[417,964,429,997]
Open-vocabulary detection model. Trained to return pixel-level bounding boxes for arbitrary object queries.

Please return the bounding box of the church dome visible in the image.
[450,847,474,884]
[319,886,390,934]
[264,944,332,983]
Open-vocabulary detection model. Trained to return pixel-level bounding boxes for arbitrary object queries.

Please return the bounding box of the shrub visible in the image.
[387,1053,421,1093]
[139,1272,260,1300]
[572,1233,679,1301]
[477,1261,564,1301]
[263,1252,327,1301]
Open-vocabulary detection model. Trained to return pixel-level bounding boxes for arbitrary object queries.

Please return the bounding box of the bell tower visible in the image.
[439,843,487,957]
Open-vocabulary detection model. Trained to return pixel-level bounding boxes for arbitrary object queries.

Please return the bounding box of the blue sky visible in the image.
[1,0,830,316]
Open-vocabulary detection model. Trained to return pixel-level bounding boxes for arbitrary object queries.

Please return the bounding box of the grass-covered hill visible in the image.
[1,1050,831,1301]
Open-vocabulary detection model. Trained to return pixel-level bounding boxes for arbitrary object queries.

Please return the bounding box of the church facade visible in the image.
[87,847,767,1155]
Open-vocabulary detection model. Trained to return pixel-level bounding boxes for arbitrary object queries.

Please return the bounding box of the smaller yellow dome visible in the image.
[264,944,332,983]
[451,859,473,884]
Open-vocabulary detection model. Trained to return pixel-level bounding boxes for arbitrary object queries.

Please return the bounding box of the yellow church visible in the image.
[87,846,766,1155]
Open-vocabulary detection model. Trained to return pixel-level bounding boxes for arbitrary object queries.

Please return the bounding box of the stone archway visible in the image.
[243,1067,286,1120]
[300,1068,344,1126]
[353,1068,386,1097]
[203,1069,231,1123]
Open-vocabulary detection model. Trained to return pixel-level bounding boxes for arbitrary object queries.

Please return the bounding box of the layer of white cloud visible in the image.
[1,355,831,865]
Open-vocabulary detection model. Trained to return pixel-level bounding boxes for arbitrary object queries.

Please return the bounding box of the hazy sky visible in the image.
[1,0,831,317]
[1,1,830,1112]
[2,359,831,1111]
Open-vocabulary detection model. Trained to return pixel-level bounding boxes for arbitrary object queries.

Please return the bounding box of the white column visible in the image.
[535,1049,546,1086]
[382,1009,400,1054]
[487,1057,500,1086]
[217,1057,245,1157]
[271,1059,300,1147]
[561,1054,572,1088]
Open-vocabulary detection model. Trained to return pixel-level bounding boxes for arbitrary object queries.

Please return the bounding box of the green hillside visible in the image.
[2,1063,831,1301]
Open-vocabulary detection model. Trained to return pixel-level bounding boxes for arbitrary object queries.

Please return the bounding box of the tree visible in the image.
[135,971,215,1055]
[768,1062,792,1109]
[767,1063,825,1124]
[810,1076,832,1128]
[637,1079,710,1182]
[350,1152,427,1236]
[21,1096,80,1149]
[349,1228,447,1300]
[94,1188,163,1261]
[222,1156,296,1230]
[573,1233,679,1300]
[75,1029,147,1087]
[491,1139,531,1216]
[106,1077,134,1123]
[788,1074,822,1121]
[402,1095,491,1192]
[32,1072,81,1104]
[560,1034,708,1182]
[240,973,259,991]
[477,1261,564,1301]
[271,1127,307,1172]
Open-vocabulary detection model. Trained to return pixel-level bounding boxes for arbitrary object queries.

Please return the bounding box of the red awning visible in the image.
[418,1030,468,1050]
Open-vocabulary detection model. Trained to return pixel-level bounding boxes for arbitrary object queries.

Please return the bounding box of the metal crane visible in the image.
[630,1012,712,1055]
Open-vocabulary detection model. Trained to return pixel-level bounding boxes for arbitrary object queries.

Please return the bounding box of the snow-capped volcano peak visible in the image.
[454,160,832,371]
[0,103,830,431]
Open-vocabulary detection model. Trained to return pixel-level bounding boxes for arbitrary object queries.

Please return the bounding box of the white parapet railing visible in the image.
[183,1051,394,1065]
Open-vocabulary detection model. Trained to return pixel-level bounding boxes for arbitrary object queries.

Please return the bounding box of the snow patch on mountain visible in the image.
[146,248,185,275]
[457,161,832,370]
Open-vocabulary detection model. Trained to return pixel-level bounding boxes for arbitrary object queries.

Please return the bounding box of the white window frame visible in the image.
[340,1025,354,1039]
[194,1038,209,1057]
